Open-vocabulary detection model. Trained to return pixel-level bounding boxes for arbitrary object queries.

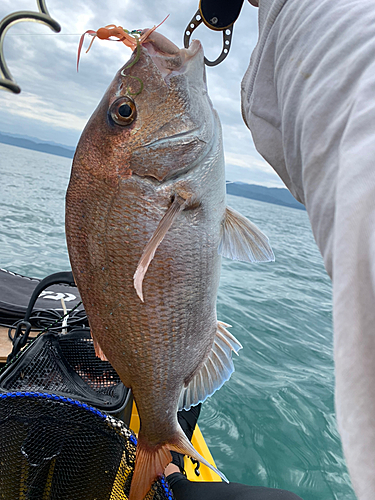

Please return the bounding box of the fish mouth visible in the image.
[140,30,180,55]
[141,32,202,78]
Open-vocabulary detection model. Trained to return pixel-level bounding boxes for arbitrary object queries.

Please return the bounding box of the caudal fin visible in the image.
[128,435,172,500]
[129,431,228,500]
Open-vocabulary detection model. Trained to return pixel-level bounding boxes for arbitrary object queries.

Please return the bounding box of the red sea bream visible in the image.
[66,31,274,500]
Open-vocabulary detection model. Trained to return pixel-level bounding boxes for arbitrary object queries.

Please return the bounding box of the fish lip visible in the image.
[139,30,180,55]
[141,30,202,60]
[177,39,203,62]
[141,38,203,76]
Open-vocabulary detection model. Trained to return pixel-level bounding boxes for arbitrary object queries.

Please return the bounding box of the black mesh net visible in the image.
[58,334,121,396]
[0,392,174,500]
[0,329,128,413]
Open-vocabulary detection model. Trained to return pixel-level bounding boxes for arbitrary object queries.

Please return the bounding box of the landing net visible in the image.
[0,392,174,500]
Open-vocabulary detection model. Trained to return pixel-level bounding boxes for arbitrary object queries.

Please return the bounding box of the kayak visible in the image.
[0,269,221,487]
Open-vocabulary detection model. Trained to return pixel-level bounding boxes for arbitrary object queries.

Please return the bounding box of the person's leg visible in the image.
[167,473,303,500]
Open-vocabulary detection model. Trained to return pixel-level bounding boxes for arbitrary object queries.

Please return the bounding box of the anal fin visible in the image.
[218,206,275,262]
[178,321,242,411]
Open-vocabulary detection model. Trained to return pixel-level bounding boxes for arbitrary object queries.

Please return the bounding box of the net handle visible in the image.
[10,271,76,357]
[24,271,76,323]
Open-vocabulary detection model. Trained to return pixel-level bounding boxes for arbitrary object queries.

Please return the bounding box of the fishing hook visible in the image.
[0,0,61,94]
[183,0,245,67]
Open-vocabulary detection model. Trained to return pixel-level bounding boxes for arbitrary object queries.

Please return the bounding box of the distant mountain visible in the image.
[226,182,305,211]
[0,130,76,149]
[0,133,304,211]
[0,132,75,159]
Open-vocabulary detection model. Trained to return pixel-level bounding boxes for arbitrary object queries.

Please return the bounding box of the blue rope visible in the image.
[0,391,106,419]
[159,476,174,500]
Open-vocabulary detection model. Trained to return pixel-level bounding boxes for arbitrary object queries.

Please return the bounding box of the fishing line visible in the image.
[6,305,88,341]
[6,33,82,36]
[120,39,144,97]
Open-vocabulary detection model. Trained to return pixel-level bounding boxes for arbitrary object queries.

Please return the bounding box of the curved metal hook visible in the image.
[0,0,61,94]
[184,9,234,67]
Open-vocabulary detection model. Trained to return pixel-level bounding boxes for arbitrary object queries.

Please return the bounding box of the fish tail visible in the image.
[128,434,172,500]
[129,430,228,500]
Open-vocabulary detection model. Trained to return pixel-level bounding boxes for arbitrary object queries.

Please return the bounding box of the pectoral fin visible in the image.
[218,206,275,262]
[134,196,184,302]
[178,321,242,411]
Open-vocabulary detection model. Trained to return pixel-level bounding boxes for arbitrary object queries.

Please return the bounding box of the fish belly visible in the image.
[66,171,223,437]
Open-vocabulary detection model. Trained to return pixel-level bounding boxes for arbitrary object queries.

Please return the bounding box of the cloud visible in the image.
[225,152,284,187]
[0,91,87,130]
[0,0,283,187]
[225,152,270,171]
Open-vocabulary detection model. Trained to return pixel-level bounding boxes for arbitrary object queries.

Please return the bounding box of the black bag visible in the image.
[0,268,85,326]
[0,273,175,499]
[0,272,131,421]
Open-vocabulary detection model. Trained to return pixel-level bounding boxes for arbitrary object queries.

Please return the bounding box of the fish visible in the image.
[65,29,274,500]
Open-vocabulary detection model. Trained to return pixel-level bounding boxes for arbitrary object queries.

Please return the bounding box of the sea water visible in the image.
[0,142,356,499]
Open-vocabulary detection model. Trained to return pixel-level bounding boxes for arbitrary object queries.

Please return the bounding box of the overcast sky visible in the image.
[0,0,283,187]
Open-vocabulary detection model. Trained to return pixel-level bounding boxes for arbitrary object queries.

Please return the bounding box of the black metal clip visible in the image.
[184,0,245,67]
[0,0,61,94]
[190,457,201,476]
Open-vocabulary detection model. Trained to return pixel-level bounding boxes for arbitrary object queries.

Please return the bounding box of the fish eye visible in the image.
[109,96,137,126]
